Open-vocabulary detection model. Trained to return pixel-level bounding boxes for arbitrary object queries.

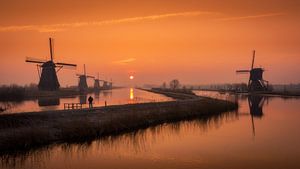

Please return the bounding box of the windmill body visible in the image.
[77,64,94,93]
[249,68,267,91]
[26,38,76,91]
[236,50,269,92]
[78,75,88,92]
[39,61,60,90]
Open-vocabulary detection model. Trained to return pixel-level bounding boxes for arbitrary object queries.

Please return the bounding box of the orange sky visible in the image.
[0,0,299,86]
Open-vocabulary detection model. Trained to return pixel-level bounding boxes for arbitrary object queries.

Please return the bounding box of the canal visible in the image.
[0,88,173,114]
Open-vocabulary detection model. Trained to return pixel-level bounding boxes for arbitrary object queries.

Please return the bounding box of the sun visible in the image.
[129,75,134,80]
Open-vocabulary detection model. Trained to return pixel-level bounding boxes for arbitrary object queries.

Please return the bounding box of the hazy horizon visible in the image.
[1,0,300,87]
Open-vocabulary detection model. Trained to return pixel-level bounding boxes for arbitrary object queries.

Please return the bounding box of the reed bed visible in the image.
[0,85,25,101]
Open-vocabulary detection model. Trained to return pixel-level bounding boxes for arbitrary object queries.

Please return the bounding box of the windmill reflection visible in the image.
[247,95,266,136]
[38,97,60,106]
[248,95,265,118]
[79,94,87,104]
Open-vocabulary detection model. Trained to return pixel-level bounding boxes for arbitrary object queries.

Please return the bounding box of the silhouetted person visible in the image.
[88,96,94,108]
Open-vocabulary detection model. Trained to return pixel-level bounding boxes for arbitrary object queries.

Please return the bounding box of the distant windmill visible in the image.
[102,80,109,89]
[236,50,269,92]
[94,73,101,91]
[76,64,94,92]
[109,78,113,89]
[94,75,112,90]
[26,38,77,91]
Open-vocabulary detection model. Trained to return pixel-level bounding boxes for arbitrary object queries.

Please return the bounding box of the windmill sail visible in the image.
[251,50,255,69]
[56,62,77,67]
[236,70,250,73]
[49,38,54,61]
[25,57,47,64]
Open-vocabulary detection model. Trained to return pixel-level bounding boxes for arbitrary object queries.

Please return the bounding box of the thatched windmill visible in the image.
[236,50,269,92]
[76,64,94,92]
[26,38,77,91]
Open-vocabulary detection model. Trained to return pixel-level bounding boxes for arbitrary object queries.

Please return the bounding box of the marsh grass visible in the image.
[0,85,25,101]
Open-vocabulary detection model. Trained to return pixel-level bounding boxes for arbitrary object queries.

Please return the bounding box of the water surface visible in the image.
[0,88,172,114]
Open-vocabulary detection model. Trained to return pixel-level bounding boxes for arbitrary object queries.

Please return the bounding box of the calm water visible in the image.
[0,88,173,114]
[1,91,300,169]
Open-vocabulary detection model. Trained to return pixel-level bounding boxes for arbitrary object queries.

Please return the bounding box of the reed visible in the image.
[0,85,25,101]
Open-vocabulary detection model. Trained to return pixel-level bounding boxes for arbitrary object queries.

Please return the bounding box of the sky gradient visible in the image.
[0,0,299,86]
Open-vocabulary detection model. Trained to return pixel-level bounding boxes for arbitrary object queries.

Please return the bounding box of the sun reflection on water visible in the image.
[130,88,134,100]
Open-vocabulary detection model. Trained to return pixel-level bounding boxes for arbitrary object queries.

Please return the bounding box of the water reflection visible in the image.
[130,88,134,100]
[38,97,60,106]
[0,102,20,113]
[102,90,112,97]
[248,95,265,118]
[0,88,173,114]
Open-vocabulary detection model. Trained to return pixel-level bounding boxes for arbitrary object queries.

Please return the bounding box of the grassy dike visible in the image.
[0,90,238,153]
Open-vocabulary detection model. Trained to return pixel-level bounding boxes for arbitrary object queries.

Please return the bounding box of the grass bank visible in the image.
[139,88,198,100]
[195,89,300,97]
[0,97,237,154]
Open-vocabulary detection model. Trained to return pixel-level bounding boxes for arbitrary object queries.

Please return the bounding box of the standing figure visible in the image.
[88,96,94,108]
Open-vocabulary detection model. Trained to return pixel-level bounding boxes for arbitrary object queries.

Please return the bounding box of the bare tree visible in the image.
[170,79,180,90]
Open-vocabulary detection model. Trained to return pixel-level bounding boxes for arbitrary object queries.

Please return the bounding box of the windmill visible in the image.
[94,73,101,91]
[94,74,113,90]
[109,78,113,89]
[102,80,109,89]
[76,64,94,92]
[26,38,77,91]
[236,50,269,92]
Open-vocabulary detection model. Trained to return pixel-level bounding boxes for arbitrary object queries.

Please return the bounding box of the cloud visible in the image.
[114,58,136,65]
[218,12,285,21]
[0,11,282,32]
[0,11,217,32]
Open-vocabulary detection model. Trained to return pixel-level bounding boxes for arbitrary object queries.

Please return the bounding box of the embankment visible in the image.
[0,97,237,153]
[138,88,198,100]
[195,89,300,97]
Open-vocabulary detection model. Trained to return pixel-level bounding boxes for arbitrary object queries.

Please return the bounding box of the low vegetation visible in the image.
[141,88,197,100]
[0,85,26,101]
